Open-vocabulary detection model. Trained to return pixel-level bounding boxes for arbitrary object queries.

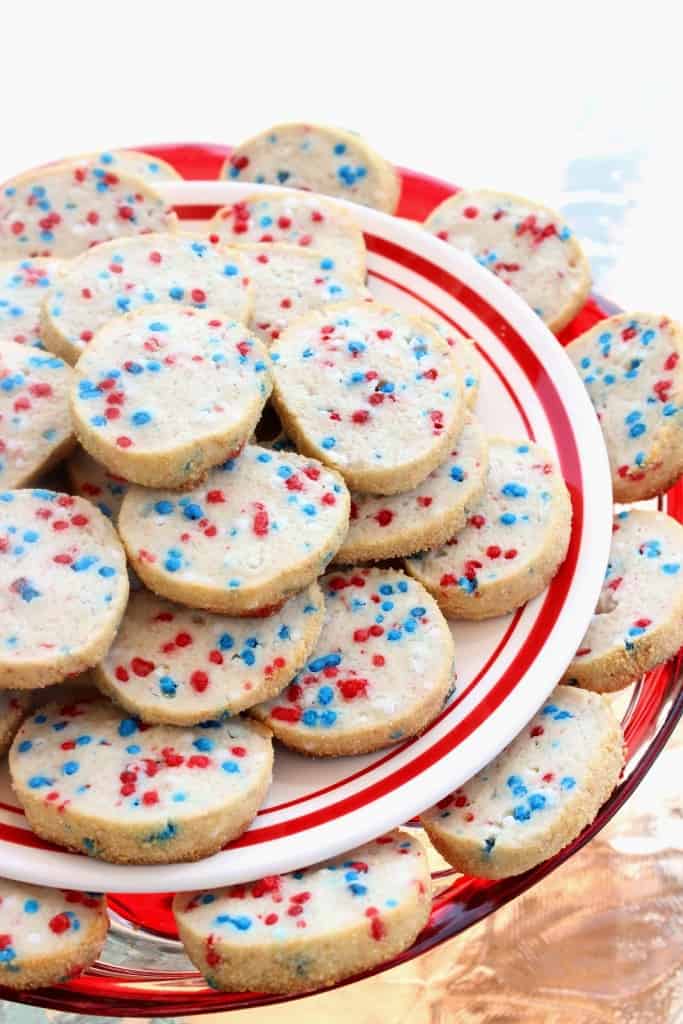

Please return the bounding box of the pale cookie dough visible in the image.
[421,685,624,879]
[336,416,488,563]
[0,259,64,348]
[271,303,464,495]
[0,879,108,989]
[251,568,455,756]
[209,191,366,279]
[9,696,273,864]
[566,313,683,502]
[223,123,401,214]
[406,439,572,619]
[564,509,683,692]
[69,306,272,489]
[41,233,253,365]
[173,828,431,994]
[118,444,350,615]
[62,149,181,183]
[430,320,481,409]
[95,584,325,725]
[424,189,591,332]
[0,342,75,488]
[241,244,370,345]
[0,490,129,689]
[0,164,171,260]
[67,447,129,523]
[0,690,32,756]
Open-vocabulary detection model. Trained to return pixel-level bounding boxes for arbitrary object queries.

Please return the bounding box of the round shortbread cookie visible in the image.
[173,828,430,994]
[0,690,32,756]
[566,313,683,502]
[251,568,455,756]
[40,233,253,365]
[0,164,171,260]
[0,259,64,349]
[241,244,370,345]
[9,696,273,864]
[430,320,481,409]
[63,149,181,183]
[406,439,572,619]
[336,416,489,563]
[209,191,366,278]
[564,509,683,692]
[67,447,129,523]
[421,685,624,879]
[0,341,75,489]
[69,307,272,489]
[95,584,325,725]
[424,189,591,332]
[271,303,464,495]
[223,123,401,214]
[0,879,108,989]
[0,489,129,689]
[118,444,350,615]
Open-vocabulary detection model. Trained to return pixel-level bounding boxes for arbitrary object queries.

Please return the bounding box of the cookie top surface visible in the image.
[0,259,64,348]
[0,878,106,969]
[71,307,271,455]
[430,320,481,408]
[210,192,366,273]
[97,584,325,722]
[118,445,350,610]
[173,829,427,944]
[251,568,454,741]
[424,189,590,330]
[66,149,181,183]
[241,245,369,345]
[0,490,128,669]
[0,164,171,259]
[0,342,74,488]
[10,696,273,827]
[67,447,129,523]
[271,303,462,490]
[43,233,252,363]
[223,123,400,212]
[566,313,683,500]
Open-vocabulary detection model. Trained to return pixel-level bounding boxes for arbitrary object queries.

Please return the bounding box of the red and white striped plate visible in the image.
[0,163,613,894]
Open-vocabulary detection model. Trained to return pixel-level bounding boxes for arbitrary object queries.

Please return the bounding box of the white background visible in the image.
[0,1,681,314]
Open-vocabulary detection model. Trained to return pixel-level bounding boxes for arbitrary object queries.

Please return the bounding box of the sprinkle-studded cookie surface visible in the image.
[173,828,431,993]
[0,341,74,488]
[430,320,481,409]
[566,313,683,501]
[0,490,128,689]
[421,686,624,879]
[62,149,181,183]
[270,303,464,494]
[0,259,64,349]
[9,697,273,864]
[251,568,455,756]
[67,447,129,523]
[118,444,350,615]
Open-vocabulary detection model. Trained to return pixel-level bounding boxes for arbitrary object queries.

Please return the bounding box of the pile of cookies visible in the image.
[0,122,681,997]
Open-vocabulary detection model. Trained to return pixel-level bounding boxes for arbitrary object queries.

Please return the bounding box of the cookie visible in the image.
[406,439,572,619]
[0,490,129,689]
[118,444,350,615]
[0,690,32,756]
[9,696,273,864]
[0,163,171,260]
[564,509,683,692]
[173,828,431,994]
[566,313,683,502]
[270,302,464,494]
[40,233,253,365]
[421,685,624,879]
[424,189,591,332]
[209,191,366,278]
[0,259,64,349]
[251,568,455,756]
[0,879,108,989]
[67,446,129,523]
[223,123,401,213]
[336,416,488,563]
[69,306,272,489]
[430,320,481,409]
[95,584,325,725]
[0,342,75,488]
[63,149,181,183]
[241,244,370,345]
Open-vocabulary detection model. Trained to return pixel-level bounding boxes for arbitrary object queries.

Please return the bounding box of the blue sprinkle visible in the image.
[118,719,138,738]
